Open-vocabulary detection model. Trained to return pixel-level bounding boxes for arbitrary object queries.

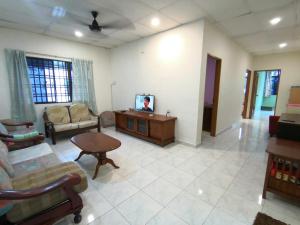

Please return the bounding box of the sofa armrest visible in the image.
[0,173,81,200]
[1,121,34,128]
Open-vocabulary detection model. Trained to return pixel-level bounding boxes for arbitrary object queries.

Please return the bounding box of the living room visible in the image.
[0,0,300,225]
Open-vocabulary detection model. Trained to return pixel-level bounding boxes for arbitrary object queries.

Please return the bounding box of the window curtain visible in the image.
[264,72,272,97]
[71,58,97,113]
[4,49,37,121]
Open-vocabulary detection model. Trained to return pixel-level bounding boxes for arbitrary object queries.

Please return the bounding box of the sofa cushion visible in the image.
[46,106,70,124]
[8,143,53,165]
[7,162,88,223]
[69,104,91,123]
[8,143,59,177]
[54,123,78,132]
[77,120,98,128]
[0,166,13,216]
[0,123,8,135]
[0,143,14,178]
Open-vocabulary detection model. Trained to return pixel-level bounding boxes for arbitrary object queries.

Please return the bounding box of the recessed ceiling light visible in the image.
[74,30,83,38]
[279,42,287,48]
[151,17,160,27]
[269,17,281,25]
[52,6,66,18]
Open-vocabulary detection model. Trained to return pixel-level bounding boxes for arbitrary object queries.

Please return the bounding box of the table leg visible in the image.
[92,160,102,180]
[75,151,85,161]
[106,158,120,169]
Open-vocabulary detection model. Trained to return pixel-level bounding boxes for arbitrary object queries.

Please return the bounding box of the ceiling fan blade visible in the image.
[102,19,135,30]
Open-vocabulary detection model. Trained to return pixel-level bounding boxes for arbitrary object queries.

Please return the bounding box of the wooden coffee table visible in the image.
[71,132,121,179]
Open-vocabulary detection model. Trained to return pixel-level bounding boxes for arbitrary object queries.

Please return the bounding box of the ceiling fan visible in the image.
[73,10,135,37]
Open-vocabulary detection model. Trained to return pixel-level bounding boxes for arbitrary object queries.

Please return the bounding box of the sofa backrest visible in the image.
[46,106,70,124]
[69,103,91,123]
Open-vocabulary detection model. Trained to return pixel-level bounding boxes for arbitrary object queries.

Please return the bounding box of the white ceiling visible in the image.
[0,0,299,54]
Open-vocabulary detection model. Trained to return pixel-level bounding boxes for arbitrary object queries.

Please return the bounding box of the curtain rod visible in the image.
[25,51,72,61]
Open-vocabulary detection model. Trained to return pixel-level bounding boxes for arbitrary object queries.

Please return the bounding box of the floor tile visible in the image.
[143,178,182,206]
[92,172,139,206]
[166,192,213,225]
[146,208,188,225]
[126,168,158,189]
[203,208,247,225]
[198,169,234,189]
[117,191,163,225]
[185,178,226,205]
[162,168,195,189]
[177,160,208,176]
[144,161,174,177]
[88,209,130,225]
[216,192,262,223]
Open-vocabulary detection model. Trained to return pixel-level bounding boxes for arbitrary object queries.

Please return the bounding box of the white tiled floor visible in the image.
[52,117,300,225]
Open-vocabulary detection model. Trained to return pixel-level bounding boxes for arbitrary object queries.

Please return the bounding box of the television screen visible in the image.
[135,95,155,112]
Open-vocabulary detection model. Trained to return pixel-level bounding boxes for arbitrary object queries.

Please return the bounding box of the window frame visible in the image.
[26,56,73,104]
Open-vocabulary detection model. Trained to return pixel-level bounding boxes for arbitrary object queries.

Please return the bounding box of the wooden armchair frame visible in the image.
[0,121,44,150]
[0,173,83,225]
[43,107,101,145]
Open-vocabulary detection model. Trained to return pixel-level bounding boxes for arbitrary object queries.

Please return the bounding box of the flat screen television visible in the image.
[135,95,155,113]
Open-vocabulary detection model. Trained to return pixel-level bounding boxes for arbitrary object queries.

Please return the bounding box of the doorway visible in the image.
[250,69,281,120]
[242,69,252,119]
[202,54,222,136]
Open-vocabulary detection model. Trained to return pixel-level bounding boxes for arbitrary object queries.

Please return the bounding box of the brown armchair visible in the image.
[0,173,83,225]
[0,121,44,150]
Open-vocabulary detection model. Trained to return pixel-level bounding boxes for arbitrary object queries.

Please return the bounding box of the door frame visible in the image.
[249,69,281,118]
[242,69,252,119]
[209,54,222,137]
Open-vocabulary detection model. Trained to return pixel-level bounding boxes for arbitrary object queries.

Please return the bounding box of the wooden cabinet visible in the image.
[115,111,177,146]
[263,138,300,201]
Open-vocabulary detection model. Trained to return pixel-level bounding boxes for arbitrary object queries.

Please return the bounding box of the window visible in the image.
[26,57,72,104]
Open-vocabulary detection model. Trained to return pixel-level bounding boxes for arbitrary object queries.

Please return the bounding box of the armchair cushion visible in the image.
[7,162,88,223]
[0,143,14,178]
[54,123,78,132]
[0,167,13,216]
[69,104,90,122]
[13,131,39,140]
[0,123,8,135]
[46,106,70,124]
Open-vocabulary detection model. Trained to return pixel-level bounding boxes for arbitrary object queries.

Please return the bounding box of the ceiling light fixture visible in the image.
[269,17,281,25]
[151,17,160,27]
[279,42,287,48]
[52,6,66,18]
[74,30,83,38]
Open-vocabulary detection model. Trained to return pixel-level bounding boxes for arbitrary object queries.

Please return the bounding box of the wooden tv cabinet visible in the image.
[115,110,177,146]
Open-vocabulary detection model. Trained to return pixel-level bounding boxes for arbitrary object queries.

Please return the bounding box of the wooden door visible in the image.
[242,70,252,119]
[250,72,259,119]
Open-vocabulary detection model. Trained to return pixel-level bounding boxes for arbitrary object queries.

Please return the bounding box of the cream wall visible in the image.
[196,22,253,144]
[253,52,300,115]
[0,27,112,131]
[111,21,205,145]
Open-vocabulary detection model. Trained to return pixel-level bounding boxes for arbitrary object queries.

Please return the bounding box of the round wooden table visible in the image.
[71,132,121,179]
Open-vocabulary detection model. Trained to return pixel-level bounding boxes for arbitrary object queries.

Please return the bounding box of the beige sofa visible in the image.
[43,103,100,144]
[0,140,88,224]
